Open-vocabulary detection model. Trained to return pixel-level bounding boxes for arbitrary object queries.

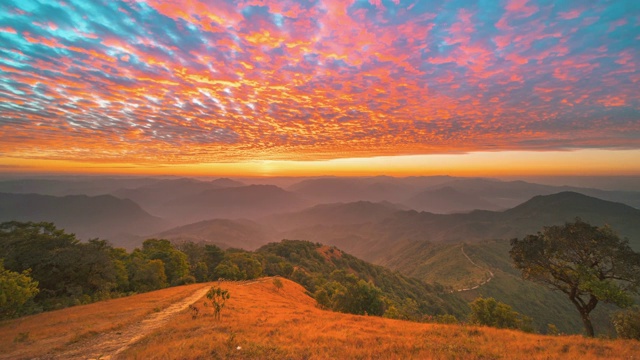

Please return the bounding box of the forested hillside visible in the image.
[0,221,466,323]
[257,240,468,319]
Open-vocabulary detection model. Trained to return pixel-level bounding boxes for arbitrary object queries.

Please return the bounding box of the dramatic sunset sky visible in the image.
[0,0,638,176]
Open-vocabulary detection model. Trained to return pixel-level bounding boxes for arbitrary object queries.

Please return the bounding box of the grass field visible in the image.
[0,283,207,359]
[2,278,639,359]
[122,278,639,359]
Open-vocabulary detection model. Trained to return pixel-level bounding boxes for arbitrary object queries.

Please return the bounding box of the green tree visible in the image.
[174,241,218,282]
[77,239,120,296]
[203,244,225,279]
[263,254,294,277]
[0,260,39,319]
[193,261,209,283]
[142,239,190,285]
[469,297,533,332]
[126,250,168,292]
[214,252,263,280]
[0,222,121,304]
[0,221,79,300]
[510,219,640,337]
[213,262,243,280]
[109,247,131,292]
[329,273,385,316]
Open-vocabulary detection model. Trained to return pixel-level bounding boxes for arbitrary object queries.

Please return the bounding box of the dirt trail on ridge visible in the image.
[51,286,210,360]
[454,244,495,292]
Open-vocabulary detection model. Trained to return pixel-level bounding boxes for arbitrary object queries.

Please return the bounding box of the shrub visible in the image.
[0,261,39,319]
[612,307,640,340]
[469,297,533,332]
[272,278,283,292]
[206,286,230,321]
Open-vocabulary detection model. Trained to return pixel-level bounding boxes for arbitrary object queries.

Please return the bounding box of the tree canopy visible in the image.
[468,297,533,332]
[510,219,640,337]
[0,260,39,319]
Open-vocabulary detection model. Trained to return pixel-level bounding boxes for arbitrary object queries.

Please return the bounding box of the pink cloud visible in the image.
[505,0,538,18]
[0,27,17,34]
[558,9,581,20]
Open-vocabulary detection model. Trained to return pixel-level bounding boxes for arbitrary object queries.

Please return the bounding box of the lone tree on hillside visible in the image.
[206,286,230,321]
[510,219,640,337]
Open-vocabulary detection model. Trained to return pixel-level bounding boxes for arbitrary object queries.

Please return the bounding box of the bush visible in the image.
[272,278,283,292]
[206,286,230,321]
[172,275,196,286]
[612,307,640,340]
[469,297,533,332]
[0,261,39,319]
[435,314,459,324]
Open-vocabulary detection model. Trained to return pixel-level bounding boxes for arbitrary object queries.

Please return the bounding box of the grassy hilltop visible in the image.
[2,278,639,359]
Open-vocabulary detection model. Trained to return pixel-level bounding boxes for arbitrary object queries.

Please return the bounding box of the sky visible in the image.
[0,0,638,177]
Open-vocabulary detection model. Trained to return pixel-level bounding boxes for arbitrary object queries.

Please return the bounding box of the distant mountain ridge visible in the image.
[112,177,245,216]
[270,192,640,261]
[154,218,275,250]
[286,176,640,213]
[0,177,159,196]
[154,191,640,260]
[262,200,403,231]
[288,176,451,204]
[420,178,640,210]
[0,192,167,247]
[405,186,503,213]
[166,184,309,224]
[3,176,639,219]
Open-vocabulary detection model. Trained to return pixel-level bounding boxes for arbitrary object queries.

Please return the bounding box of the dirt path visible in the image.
[52,286,210,360]
[455,244,495,292]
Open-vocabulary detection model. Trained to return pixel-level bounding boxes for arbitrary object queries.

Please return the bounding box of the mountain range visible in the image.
[2,175,639,254]
[0,192,167,247]
[270,192,640,261]
[2,175,640,335]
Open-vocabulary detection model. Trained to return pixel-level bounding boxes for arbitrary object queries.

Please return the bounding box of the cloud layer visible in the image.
[0,0,638,164]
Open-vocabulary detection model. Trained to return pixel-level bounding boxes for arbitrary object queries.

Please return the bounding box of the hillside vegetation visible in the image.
[257,240,468,319]
[380,239,623,335]
[0,221,466,323]
[2,279,639,359]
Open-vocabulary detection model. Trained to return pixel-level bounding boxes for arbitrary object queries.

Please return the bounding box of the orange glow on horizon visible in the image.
[2,149,640,178]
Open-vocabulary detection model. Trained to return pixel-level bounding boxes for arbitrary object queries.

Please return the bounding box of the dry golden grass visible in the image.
[0,283,207,359]
[119,278,640,360]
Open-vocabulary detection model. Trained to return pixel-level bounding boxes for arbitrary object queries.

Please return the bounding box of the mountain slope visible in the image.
[154,218,276,250]
[289,177,420,203]
[166,185,309,223]
[0,177,159,196]
[262,201,402,231]
[112,177,245,217]
[257,240,468,318]
[0,192,167,246]
[405,186,502,213]
[273,192,640,268]
[499,191,640,245]
[426,178,640,209]
[377,238,631,335]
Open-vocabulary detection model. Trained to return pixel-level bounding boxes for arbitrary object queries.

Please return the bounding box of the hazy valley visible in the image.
[2,175,640,358]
